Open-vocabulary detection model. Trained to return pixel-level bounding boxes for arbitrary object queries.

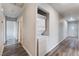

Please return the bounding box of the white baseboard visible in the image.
[21,43,32,56]
[45,39,65,55]
[21,38,65,56]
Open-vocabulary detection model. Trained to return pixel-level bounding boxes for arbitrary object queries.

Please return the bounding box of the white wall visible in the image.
[0,16,5,55]
[59,19,68,41]
[22,4,37,56]
[38,4,59,55]
[78,22,79,39]
[63,20,68,39]
[0,4,5,55]
[17,16,24,43]
[59,18,68,41]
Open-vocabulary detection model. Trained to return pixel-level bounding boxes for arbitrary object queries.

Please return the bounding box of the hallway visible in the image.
[47,37,79,56]
[2,43,29,56]
[1,3,79,56]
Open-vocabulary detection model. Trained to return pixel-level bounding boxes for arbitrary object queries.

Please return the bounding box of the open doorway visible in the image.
[5,16,18,46]
[68,21,78,38]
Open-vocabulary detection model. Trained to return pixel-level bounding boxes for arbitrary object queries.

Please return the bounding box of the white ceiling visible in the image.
[49,3,79,20]
[0,3,24,18]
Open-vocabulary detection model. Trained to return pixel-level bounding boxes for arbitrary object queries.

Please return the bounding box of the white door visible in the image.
[6,21,18,45]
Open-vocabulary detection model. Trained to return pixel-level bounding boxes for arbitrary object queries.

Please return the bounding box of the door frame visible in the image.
[5,16,19,45]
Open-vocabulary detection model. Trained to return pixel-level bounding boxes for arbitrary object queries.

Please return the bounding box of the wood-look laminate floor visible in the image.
[2,43,29,56]
[46,37,79,56]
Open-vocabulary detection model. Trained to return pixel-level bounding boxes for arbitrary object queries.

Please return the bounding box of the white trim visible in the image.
[45,38,65,55]
[21,43,32,56]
